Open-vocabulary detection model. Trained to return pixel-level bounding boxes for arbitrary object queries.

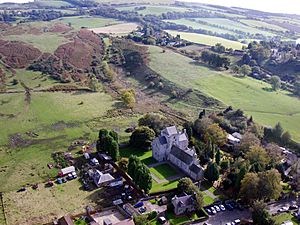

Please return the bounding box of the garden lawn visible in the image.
[150,179,179,194]
[166,211,192,225]
[119,148,156,165]
[274,213,298,225]
[202,193,214,206]
[165,30,245,50]
[149,163,178,180]
[54,16,122,30]
[148,45,300,142]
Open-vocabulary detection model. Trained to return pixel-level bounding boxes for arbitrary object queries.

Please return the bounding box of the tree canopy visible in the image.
[129,126,155,149]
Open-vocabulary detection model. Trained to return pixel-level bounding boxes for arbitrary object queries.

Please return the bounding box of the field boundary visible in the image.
[0,192,8,225]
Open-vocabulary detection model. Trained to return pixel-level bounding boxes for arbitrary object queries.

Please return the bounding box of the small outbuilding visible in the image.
[58,166,75,177]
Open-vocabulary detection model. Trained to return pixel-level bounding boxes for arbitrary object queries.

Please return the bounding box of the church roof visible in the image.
[165,126,178,136]
[159,136,167,145]
[178,133,187,142]
[170,145,194,165]
[189,163,202,174]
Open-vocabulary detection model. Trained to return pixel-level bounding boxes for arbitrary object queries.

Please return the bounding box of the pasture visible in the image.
[1,33,68,53]
[195,18,275,37]
[164,19,236,35]
[35,0,73,7]
[148,45,300,142]
[166,30,246,50]
[240,19,288,32]
[89,23,138,35]
[117,5,190,15]
[54,16,122,30]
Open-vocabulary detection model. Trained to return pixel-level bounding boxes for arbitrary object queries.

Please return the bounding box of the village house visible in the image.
[152,126,204,180]
[172,193,196,215]
[88,169,115,187]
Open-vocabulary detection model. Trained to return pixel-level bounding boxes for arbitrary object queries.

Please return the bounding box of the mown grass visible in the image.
[149,163,178,180]
[148,45,300,142]
[166,30,245,50]
[35,0,73,7]
[1,33,68,53]
[117,5,190,15]
[274,212,298,225]
[54,16,122,30]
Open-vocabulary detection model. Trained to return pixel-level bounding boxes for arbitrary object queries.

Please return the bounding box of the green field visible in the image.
[117,5,189,15]
[166,30,245,50]
[195,18,275,37]
[240,19,288,32]
[274,213,298,225]
[165,19,236,35]
[148,45,300,142]
[149,163,178,180]
[35,0,73,7]
[1,33,68,53]
[151,179,179,193]
[54,16,122,30]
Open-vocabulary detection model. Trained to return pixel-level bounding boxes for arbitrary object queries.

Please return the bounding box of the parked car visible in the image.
[225,203,234,211]
[57,178,63,184]
[158,216,166,224]
[210,207,217,214]
[205,208,212,215]
[62,177,67,183]
[17,187,26,192]
[127,195,133,201]
[233,219,241,224]
[139,206,146,213]
[214,205,220,212]
[278,206,289,213]
[134,202,144,208]
[219,204,226,211]
[71,172,77,179]
[289,205,299,210]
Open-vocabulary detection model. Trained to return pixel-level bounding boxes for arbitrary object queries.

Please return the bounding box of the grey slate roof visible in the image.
[189,163,202,174]
[159,136,167,145]
[173,194,195,207]
[170,145,193,165]
[165,126,178,136]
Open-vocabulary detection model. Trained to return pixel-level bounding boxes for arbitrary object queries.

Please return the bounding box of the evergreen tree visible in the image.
[215,148,221,165]
[204,162,219,183]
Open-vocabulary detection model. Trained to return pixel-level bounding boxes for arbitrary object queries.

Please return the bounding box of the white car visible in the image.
[210,207,217,214]
[234,219,241,224]
[214,205,220,212]
[219,204,226,211]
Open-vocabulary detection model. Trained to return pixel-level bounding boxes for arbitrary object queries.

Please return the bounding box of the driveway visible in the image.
[267,199,297,215]
[195,209,251,225]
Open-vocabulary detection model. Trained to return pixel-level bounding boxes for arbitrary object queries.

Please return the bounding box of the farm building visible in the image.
[58,166,75,176]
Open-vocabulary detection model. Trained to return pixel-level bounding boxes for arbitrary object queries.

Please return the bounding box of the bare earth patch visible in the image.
[89,23,138,35]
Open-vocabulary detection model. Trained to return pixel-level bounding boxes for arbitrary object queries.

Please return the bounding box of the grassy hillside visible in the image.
[166,30,246,50]
[148,45,300,142]
[240,19,288,32]
[54,16,122,30]
[35,0,73,7]
[165,19,236,35]
[196,18,276,37]
[117,5,190,15]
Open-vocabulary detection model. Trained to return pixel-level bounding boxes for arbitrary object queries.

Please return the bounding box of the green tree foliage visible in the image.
[201,50,231,68]
[121,89,136,109]
[204,162,220,183]
[231,65,240,74]
[89,75,100,92]
[270,76,281,91]
[102,61,115,82]
[117,157,128,172]
[258,169,282,201]
[177,178,204,210]
[252,201,275,225]
[220,160,229,171]
[128,155,152,193]
[204,123,227,147]
[96,129,119,161]
[138,113,171,135]
[238,132,261,153]
[239,172,260,203]
[212,43,225,53]
[215,148,221,165]
[240,64,252,77]
[183,121,193,139]
[245,146,269,172]
[235,166,247,191]
[281,131,291,145]
[129,126,155,149]
[273,122,284,139]
[193,117,213,136]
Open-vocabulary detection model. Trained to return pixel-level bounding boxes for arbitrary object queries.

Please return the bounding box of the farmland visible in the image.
[240,19,288,32]
[1,33,68,53]
[164,19,237,35]
[148,45,300,142]
[166,30,246,50]
[35,0,73,7]
[117,5,190,15]
[195,18,276,37]
[54,16,123,30]
[89,22,138,35]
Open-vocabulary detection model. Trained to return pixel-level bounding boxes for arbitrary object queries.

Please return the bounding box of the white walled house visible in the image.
[152,126,204,181]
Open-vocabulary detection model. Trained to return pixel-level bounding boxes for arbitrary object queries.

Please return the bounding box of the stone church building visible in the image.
[152,126,204,180]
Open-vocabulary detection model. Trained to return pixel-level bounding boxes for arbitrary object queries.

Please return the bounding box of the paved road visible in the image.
[267,198,297,215]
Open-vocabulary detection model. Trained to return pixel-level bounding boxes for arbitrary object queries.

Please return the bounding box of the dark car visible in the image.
[225,203,234,211]
[134,202,144,208]
[17,187,26,192]
[57,178,63,184]
[62,177,67,183]
[83,183,90,191]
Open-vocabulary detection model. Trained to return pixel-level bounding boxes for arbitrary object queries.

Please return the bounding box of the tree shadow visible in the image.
[262,87,274,92]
